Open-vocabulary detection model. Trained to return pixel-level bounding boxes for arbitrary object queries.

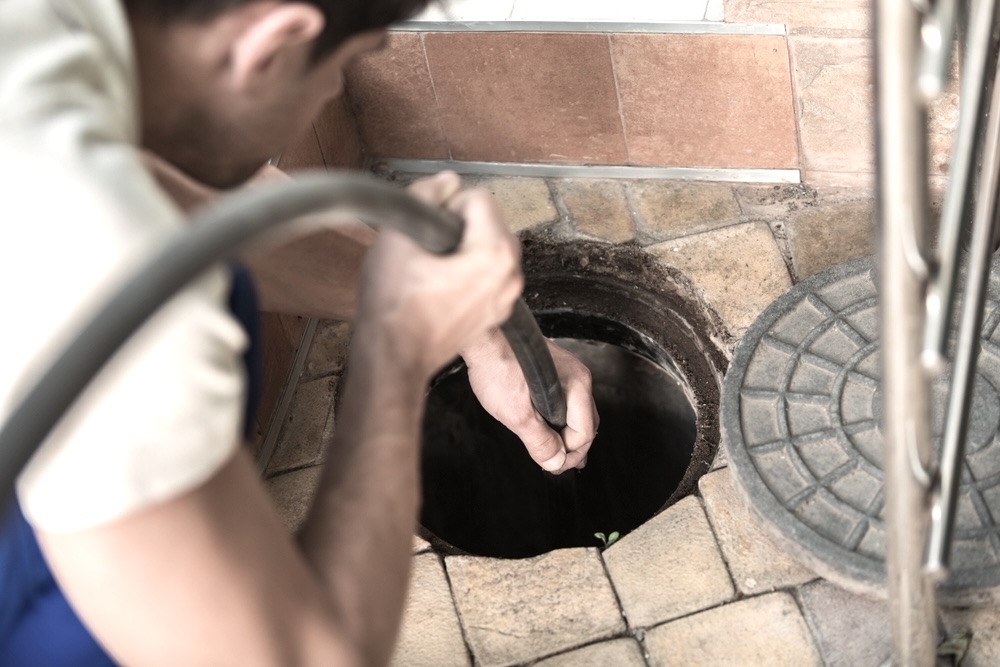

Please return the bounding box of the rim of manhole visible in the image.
[418,238,730,558]
[723,254,1000,605]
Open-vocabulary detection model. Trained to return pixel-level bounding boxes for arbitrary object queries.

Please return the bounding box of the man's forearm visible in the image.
[295,322,427,667]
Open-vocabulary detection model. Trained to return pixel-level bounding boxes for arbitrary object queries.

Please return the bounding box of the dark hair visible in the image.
[125,0,432,61]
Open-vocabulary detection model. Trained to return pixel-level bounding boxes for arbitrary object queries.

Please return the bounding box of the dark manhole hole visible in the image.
[419,238,730,558]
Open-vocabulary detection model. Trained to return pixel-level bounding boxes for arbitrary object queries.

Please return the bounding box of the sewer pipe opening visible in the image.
[419,239,729,559]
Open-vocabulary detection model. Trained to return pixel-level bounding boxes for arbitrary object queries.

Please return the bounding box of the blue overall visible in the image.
[0,265,261,666]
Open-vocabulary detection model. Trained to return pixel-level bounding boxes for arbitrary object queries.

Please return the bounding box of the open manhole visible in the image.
[419,238,730,558]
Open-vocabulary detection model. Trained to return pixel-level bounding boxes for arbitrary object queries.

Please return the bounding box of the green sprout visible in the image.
[594,531,620,549]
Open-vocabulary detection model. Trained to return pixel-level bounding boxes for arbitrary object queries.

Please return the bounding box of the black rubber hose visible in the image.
[0,172,567,504]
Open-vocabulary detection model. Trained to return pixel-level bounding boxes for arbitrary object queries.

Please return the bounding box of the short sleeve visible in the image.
[2,146,248,533]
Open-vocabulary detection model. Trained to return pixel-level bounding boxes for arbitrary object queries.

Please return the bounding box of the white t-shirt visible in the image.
[0,0,248,532]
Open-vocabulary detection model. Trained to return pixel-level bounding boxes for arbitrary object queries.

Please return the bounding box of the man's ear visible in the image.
[229,3,325,91]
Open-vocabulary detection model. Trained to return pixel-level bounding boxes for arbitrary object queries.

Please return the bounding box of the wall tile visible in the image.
[611,34,798,169]
[345,32,450,159]
[314,94,365,170]
[790,37,873,177]
[423,32,628,164]
[278,124,325,171]
[726,0,871,36]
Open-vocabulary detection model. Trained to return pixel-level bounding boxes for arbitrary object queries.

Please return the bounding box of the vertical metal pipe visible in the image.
[926,49,1000,576]
[875,0,939,662]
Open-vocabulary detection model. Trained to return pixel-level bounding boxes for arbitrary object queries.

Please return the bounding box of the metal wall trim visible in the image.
[392,20,786,35]
[372,159,801,184]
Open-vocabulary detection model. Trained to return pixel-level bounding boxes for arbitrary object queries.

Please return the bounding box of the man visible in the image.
[0,1,598,665]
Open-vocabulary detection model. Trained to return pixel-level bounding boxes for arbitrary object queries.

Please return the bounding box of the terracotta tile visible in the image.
[345,32,449,159]
[611,34,798,169]
[726,0,871,36]
[278,124,325,171]
[790,37,873,177]
[313,95,365,170]
[423,32,627,164]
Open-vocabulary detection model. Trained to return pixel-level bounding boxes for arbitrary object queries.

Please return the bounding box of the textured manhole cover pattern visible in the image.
[722,255,1000,604]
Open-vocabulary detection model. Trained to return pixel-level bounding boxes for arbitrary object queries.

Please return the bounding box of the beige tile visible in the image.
[303,320,352,381]
[446,548,625,667]
[554,179,635,242]
[649,222,792,335]
[533,638,646,667]
[265,465,322,532]
[470,176,558,232]
[734,182,819,221]
[392,554,470,667]
[264,376,336,476]
[630,180,741,242]
[699,469,817,595]
[644,592,823,666]
[611,34,798,169]
[785,195,875,280]
[799,580,891,667]
[943,606,1000,667]
[726,0,870,36]
[602,496,735,628]
[791,37,873,177]
[345,32,450,159]
[424,32,627,164]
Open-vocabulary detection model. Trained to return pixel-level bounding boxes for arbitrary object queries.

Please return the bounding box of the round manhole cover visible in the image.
[723,255,1000,605]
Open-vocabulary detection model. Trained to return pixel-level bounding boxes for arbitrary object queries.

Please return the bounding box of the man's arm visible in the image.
[144,155,599,471]
[37,182,523,666]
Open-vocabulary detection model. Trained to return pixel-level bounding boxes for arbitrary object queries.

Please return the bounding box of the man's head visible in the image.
[126,0,429,188]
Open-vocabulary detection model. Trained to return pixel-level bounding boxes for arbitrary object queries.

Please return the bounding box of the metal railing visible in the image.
[876,0,1000,661]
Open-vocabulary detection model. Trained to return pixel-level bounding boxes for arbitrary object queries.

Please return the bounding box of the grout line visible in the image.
[694,494,742,600]
[607,34,633,165]
[438,554,479,666]
[789,586,834,667]
[394,20,786,35]
[419,32,454,161]
[595,551,655,667]
[311,123,328,170]
[256,317,319,475]
[784,33,808,177]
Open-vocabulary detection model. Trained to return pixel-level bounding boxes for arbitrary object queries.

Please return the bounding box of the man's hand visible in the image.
[357,172,524,378]
[463,331,599,473]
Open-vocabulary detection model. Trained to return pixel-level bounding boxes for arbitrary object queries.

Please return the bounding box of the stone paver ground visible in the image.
[262,175,991,665]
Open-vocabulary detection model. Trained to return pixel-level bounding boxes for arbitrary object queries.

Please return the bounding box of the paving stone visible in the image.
[798,580,891,667]
[303,319,352,380]
[602,496,735,628]
[790,37,874,178]
[265,465,322,532]
[699,469,817,595]
[785,196,874,280]
[392,554,470,667]
[649,222,792,335]
[643,592,823,666]
[630,180,741,243]
[554,179,635,243]
[943,606,1000,667]
[533,637,646,667]
[734,182,819,221]
[445,548,625,667]
[471,176,558,232]
[264,376,336,476]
